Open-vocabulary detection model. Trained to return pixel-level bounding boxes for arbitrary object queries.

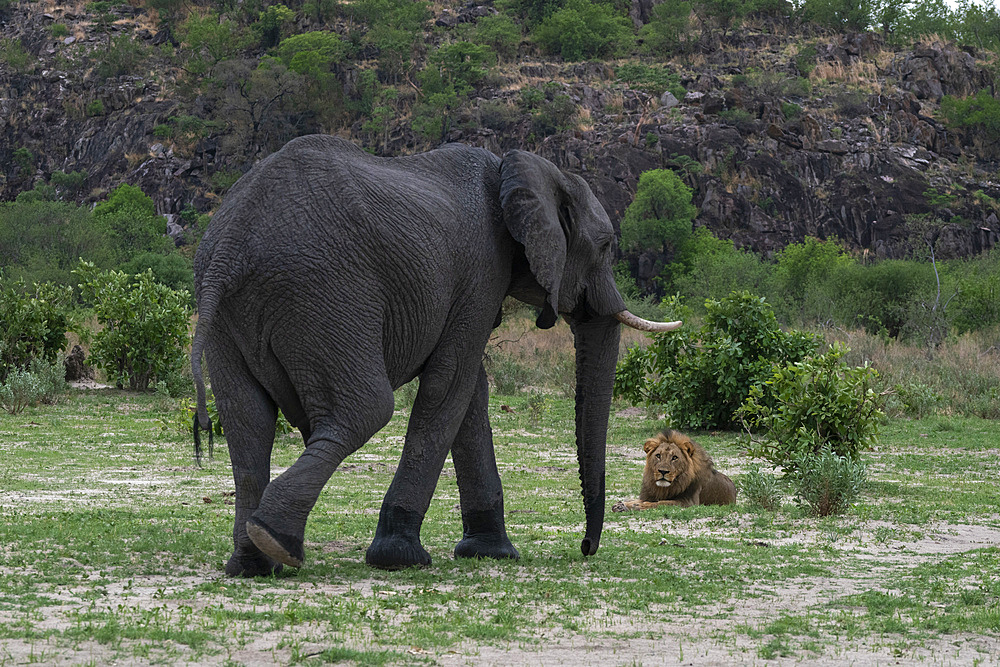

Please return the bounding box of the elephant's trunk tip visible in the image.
[614,310,683,333]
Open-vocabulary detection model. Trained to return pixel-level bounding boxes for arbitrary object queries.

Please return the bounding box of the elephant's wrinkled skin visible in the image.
[191,135,679,576]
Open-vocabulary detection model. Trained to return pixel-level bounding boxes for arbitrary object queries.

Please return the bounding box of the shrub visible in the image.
[86,99,105,116]
[638,0,692,55]
[620,169,698,255]
[28,357,69,404]
[0,367,43,415]
[93,184,173,262]
[798,0,874,32]
[615,64,686,99]
[473,14,521,61]
[255,3,295,49]
[739,466,783,512]
[94,34,151,78]
[0,37,32,73]
[940,89,1000,142]
[75,261,192,391]
[532,0,635,61]
[791,447,867,517]
[0,200,113,285]
[737,344,884,471]
[0,276,72,383]
[615,292,820,429]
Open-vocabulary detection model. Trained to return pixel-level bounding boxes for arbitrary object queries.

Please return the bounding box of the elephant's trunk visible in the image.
[571,315,620,556]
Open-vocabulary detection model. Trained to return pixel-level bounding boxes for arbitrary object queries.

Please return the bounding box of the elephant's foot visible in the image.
[225,548,285,578]
[365,535,432,570]
[454,535,519,560]
[366,505,431,570]
[246,516,305,568]
[454,508,520,560]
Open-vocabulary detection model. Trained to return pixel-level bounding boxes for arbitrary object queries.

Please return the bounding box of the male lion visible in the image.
[612,429,736,511]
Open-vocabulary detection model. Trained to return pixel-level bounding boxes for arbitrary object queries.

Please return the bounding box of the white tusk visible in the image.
[614,310,683,332]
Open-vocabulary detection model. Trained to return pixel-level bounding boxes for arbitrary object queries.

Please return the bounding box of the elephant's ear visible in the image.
[499,150,568,330]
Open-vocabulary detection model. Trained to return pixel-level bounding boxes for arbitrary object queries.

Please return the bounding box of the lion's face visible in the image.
[644,439,690,489]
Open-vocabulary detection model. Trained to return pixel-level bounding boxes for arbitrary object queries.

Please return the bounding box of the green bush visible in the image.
[473,14,521,61]
[532,0,635,61]
[94,34,151,78]
[940,89,1000,142]
[0,200,113,285]
[255,3,295,48]
[798,0,874,31]
[638,0,692,55]
[739,466,783,512]
[486,352,530,395]
[615,64,686,99]
[0,367,43,415]
[119,252,194,296]
[75,262,192,391]
[0,276,72,383]
[93,184,173,262]
[0,37,33,73]
[791,447,867,517]
[615,291,820,429]
[737,344,884,471]
[620,169,698,255]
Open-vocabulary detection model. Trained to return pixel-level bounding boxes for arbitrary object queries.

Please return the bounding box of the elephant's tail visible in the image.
[191,282,220,466]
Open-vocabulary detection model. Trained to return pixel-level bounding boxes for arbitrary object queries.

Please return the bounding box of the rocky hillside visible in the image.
[2,0,999,282]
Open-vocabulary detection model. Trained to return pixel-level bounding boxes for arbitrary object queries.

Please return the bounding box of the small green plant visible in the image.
[791,447,867,517]
[923,187,958,207]
[940,89,1000,141]
[738,344,885,472]
[50,23,70,38]
[28,357,69,405]
[486,353,529,395]
[86,99,105,116]
[739,466,783,512]
[526,391,549,427]
[12,147,33,171]
[0,367,43,415]
[75,261,192,391]
[782,102,802,119]
[615,63,686,99]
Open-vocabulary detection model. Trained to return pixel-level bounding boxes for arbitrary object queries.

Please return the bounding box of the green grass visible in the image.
[0,389,998,664]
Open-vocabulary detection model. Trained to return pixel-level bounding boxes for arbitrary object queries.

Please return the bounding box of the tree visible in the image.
[533,0,635,61]
[620,169,698,255]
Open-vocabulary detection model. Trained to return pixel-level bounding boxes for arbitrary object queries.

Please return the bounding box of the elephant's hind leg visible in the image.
[452,366,518,561]
[206,337,282,578]
[246,382,396,570]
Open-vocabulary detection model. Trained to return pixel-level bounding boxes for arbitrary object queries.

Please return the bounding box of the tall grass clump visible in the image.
[739,466,783,512]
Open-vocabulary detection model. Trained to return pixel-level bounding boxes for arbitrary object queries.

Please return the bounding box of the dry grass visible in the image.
[810,60,883,92]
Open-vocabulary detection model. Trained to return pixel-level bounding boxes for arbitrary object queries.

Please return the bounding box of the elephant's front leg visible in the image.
[366,347,485,570]
[452,366,518,560]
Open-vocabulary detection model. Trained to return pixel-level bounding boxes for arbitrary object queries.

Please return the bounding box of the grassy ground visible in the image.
[0,388,998,666]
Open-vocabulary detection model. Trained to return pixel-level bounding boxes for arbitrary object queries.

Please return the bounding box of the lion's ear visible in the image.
[676,438,697,458]
[643,438,660,455]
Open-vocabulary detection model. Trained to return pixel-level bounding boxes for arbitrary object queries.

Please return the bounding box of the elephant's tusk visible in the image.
[614,310,683,332]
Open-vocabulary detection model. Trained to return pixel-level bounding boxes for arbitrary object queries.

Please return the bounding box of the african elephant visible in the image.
[191,135,679,576]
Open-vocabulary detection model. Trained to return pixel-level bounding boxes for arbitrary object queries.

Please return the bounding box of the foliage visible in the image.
[615,64,686,99]
[830,259,938,338]
[168,394,293,437]
[532,0,635,61]
[0,276,71,383]
[791,447,867,517]
[0,37,32,73]
[940,89,1000,142]
[0,367,43,415]
[118,252,195,296]
[738,344,884,471]
[254,3,295,49]
[798,0,874,31]
[615,292,820,429]
[413,40,496,140]
[473,14,522,61]
[49,170,89,200]
[773,236,853,322]
[739,466,783,512]
[93,34,151,79]
[0,200,112,285]
[352,0,430,78]
[86,99,105,116]
[93,184,173,262]
[75,261,192,391]
[896,0,957,39]
[671,231,774,300]
[274,31,346,78]
[638,0,693,55]
[518,83,580,137]
[620,169,698,255]
[177,11,250,75]
[948,251,1000,333]
[12,147,33,171]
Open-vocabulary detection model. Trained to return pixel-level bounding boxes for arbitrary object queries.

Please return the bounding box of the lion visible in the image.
[612,429,737,511]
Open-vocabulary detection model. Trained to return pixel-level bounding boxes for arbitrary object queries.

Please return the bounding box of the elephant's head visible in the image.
[499,151,680,556]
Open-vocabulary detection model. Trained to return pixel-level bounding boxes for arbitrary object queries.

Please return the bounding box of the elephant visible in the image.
[191,135,680,576]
